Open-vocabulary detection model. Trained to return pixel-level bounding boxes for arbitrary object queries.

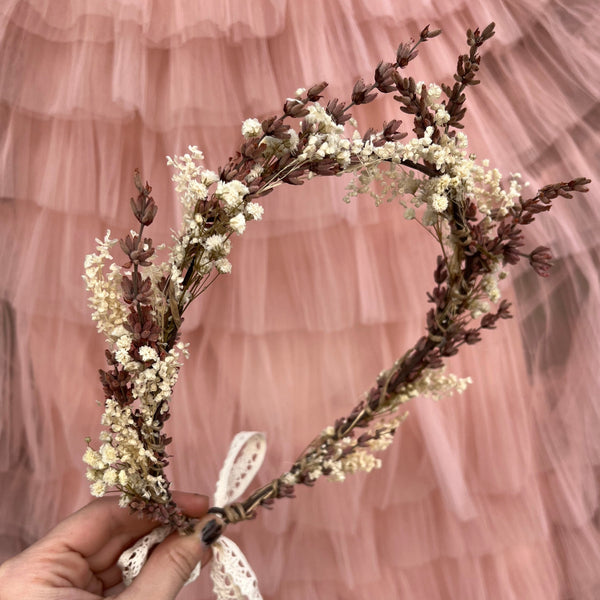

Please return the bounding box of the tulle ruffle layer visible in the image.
[1,1,599,599]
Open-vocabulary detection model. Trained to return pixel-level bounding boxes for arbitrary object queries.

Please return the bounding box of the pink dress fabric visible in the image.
[1,1,599,598]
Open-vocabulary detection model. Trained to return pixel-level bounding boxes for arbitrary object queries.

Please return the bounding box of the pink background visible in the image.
[1,1,599,598]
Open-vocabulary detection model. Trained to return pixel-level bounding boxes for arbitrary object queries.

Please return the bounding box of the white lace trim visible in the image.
[118,525,172,586]
[117,431,266,599]
[214,432,266,508]
[211,536,262,599]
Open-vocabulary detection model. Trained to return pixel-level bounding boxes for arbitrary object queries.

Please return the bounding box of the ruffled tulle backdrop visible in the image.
[1,1,599,598]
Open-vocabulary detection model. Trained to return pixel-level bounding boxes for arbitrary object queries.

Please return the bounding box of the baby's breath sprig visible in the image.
[84,23,591,533]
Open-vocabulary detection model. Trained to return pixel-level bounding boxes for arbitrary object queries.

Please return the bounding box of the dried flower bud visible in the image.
[463,329,481,345]
[374,61,397,93]
[121,272,152,305]
[481,22,496,41]
[572,177,591,192]
[362,127,376,143]
[420,25,442,40]
[325,98,352,125]
[130,192,158,226]
[497,299,512,319]
[119,234,155,268]
[306,81,328,101]
[433,256,448,284]
[382,119,407,141]
[480,313,498,329]
[283,98,309,118]
[396,42,418,68]
[308,158,342,176]
[529,246,553,277]
[261,116,291,139]
[351,79,377,105]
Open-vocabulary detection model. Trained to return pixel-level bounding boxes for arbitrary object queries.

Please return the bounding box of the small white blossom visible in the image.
[103,468,119,485]
[204,234,226,253]
[139,345,159,363]
[118,470,129,487]
[215,258,232,274]
[200,170,219,185]
[229,213,246,234]
[245,202,264,220]
[100,443,118,464]
[83,447,104,469]
[430,194,449,212]
[90,481,107,497]
[241,118,262,138]
[215,180,249,210]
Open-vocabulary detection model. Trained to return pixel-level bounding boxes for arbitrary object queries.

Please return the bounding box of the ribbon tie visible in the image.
[118,431,266,599]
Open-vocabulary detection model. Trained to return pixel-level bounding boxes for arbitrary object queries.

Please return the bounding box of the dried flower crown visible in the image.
[83,23,590,538]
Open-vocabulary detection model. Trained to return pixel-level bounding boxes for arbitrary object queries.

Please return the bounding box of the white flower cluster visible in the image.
[295,103,405,171]
[167,146,264,296]
[377,366,472,408]
[287,417,404,484]
[83,231,128,343]
[84,341,188,504]
[416,82,451,127]
[338,82,523,222]
[325,417,405,482]
[407,132,522,221]
[411,367,472,400]
[241,118,262,138]
[84,398,167,502]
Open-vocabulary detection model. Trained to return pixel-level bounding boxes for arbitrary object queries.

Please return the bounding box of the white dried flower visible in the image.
[100,443,118,464]
[242,118,262,138]
[430,193,449,212]
[139,345,159,363]
[215,258,232,274]
[245,202,264,220]
[83,447,104,469]
[215,180,249,210]
[103,468,119,486]
[229,212,246,234]
[90,481,107,497]
[204,234,226,254]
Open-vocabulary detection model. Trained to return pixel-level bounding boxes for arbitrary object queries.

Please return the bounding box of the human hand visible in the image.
[0,492,221,599]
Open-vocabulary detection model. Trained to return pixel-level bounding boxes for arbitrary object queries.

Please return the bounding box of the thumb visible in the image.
[121,514,225,600]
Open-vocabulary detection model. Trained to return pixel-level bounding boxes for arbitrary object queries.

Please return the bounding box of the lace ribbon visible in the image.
[118,431,266,599]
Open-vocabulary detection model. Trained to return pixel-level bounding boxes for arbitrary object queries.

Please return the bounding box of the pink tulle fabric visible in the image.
[1,1,599,598]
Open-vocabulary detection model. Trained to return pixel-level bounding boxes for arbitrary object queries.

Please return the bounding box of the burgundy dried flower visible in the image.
[396,42,418,68]
[119,234,155,268]
[351,79,377,105]
[382,120,407,141]
[283,98,309,118]
[419,25,442,40]
[529,246,553,277]
[325,98,352,125]
[306,81,328,101]
[463,329,482,345]
[374,61,397,93]
[261,116,291,139]
[130,171,158,225]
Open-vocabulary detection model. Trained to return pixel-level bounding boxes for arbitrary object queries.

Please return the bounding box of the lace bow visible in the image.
[118,431,266,599]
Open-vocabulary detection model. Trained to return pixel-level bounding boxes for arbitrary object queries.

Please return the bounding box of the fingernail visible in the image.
[200,518,224,546]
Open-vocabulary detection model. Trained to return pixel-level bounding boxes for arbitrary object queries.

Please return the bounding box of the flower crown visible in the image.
[82,21,590,586]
